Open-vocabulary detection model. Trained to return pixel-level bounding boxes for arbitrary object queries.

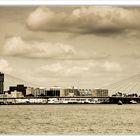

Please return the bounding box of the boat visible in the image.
[118,100,123,105]
[130,100,137,104]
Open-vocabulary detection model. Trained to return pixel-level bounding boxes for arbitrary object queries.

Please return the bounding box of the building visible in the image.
[9,84,27,96]
[47,86,60,96]
[0,72,4,94]
[0,92,15,104]
[0,91,12,98]
[11,90,24,98]
[60,87,80,97]
[92,89,108,97]
[34,88,47,97]
[26,87,35,96]
[60,89,65,97]
[78,89,92,96]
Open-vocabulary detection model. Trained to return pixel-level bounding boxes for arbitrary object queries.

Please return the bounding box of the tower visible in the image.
[0,72,4,94]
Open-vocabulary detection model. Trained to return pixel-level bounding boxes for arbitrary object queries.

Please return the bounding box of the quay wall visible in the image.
[0,96,140,104]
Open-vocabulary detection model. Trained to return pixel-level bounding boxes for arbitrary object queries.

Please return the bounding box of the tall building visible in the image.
[0,72,4,94]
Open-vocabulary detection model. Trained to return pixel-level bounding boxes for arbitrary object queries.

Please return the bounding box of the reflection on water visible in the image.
[0,104,139,134]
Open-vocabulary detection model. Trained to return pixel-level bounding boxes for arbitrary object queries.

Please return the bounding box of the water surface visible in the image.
[0,104,139,134]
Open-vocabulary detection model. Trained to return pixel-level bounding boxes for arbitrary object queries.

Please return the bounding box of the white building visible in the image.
[26,87,35,96]
[11,90,24,98]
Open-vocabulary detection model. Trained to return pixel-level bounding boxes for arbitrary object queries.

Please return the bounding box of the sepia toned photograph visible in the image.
[0,6,140,135]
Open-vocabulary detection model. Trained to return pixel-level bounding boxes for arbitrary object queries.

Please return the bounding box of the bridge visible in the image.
[103,73,140,96]
[3,73,42,90]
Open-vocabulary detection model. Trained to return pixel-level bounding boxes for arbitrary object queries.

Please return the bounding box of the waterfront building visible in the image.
[4,92,12,98]
[0,92,15,104]
[34,87,47,97]
[0,72,4,94]
[9,84,27,96]
[47,86,60,96]
[11,90,24,98]
[26,87,35,96]
[0,92,12,98]
[60,87,80,97]
[34,88,40,97]
[92,89,108,97]
[78,89,92,96]
[60,89,65,97]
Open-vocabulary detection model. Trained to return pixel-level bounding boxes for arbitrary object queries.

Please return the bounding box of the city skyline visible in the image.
[0,7,140,89]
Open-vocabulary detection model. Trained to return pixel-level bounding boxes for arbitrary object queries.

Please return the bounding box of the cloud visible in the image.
[74,51,109,60]
[26,7,140,35]
[0,58,12,74]
[41,63,63,73]
[40,62,90,76]
[103,61,122,72]
[39,60,122,78]
[2,36,109,60]
[2,36,75,59]
[121,51,140,59]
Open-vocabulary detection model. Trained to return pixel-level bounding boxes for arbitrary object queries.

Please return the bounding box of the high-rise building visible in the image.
[0,72,4,94]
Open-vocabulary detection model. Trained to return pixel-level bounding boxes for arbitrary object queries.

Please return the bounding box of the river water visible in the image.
[0,104,139,134]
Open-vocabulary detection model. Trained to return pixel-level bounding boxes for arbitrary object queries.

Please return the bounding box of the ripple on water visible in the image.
[0,104,139,134]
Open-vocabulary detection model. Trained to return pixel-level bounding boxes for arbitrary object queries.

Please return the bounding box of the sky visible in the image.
[0,6,140,90]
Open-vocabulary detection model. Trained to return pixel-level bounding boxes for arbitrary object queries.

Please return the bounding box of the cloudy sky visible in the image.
[0,6,140,89]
